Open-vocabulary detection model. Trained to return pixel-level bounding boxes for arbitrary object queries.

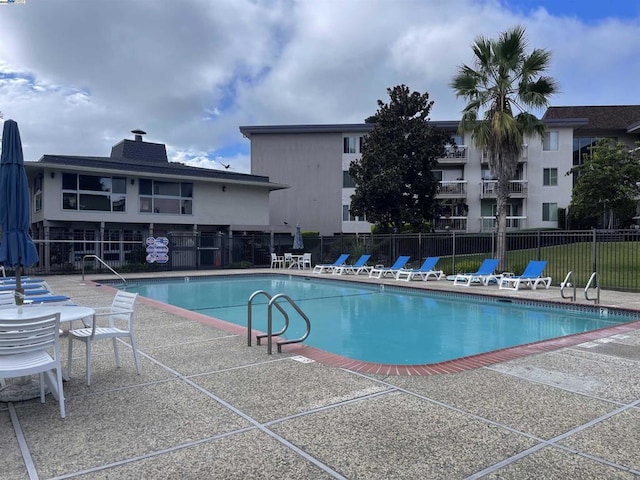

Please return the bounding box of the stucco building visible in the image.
[241,105,640,235]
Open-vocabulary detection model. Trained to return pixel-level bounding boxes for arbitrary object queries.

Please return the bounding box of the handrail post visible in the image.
[584,272,600,304]
[560,271,576,301]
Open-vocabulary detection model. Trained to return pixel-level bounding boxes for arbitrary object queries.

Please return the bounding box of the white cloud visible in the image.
[0,0,638,172]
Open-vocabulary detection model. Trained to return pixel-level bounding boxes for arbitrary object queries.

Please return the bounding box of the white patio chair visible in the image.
[67,291,140,386]
[301,253,312,269]
[0,312,66,418]
[270,252,284,268]
[283,252,294,268]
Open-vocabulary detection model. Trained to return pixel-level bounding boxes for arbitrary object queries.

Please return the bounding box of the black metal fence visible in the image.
[11,229,640,292]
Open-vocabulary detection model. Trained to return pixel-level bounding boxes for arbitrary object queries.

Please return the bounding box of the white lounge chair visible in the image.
[454,259,501,286]
[312,254,350,274]
[333,254,371,275]
[395,257,443,281]
[499,260,552,290]
[369,256,410,279]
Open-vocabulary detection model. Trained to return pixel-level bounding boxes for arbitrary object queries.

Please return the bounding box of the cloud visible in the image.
[0,0,638,172]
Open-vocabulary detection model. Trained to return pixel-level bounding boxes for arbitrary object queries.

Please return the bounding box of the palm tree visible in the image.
[451,25,557,270]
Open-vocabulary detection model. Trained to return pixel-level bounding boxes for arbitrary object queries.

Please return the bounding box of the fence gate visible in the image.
[168,232,198,270]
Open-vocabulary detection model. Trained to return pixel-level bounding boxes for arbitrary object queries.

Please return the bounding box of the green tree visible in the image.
[568,140,640,229]
[349,85,450,233]
[451,25,557,270]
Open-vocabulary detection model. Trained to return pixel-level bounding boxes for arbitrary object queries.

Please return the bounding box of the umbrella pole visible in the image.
[15,265,23,313]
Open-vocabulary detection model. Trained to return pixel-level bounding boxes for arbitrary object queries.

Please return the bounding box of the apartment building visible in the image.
[24,130,286,270]
[241,105,640,235]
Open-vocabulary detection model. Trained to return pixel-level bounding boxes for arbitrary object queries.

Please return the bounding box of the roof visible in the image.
[240,117,592,137]
[239,121,463,137]
[24,133,288,191]
[543,105,640,132]
[27,155,287,190]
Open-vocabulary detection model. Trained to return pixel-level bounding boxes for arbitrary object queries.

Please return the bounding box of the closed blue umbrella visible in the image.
[0,119,39,305]
[293,224,304,250]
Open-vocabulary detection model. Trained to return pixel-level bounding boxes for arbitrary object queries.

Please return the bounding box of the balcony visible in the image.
[434,216,467,232]
[481,180,528,198]
[437,145,467,164]
[481,145,528,163]
[481,216,527,232]
[436,180,467,198]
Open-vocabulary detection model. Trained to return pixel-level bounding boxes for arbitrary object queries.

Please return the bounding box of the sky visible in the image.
[0,0,638,173]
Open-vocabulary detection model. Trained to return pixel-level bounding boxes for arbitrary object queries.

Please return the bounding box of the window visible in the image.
[342,205,350,221]
[138,179,193,215]
[342,204,366,222]
[342,171,356,188]
[33,175,42,212]
[62,173,127,212]
[343,137,357,154]
[543,131,559,151]
[543,203,558,221]
[359,136,365,153]
[543,168,558,186]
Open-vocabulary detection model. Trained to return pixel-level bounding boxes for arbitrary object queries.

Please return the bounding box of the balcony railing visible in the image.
[437,145,467,163]
[481,216,527,232]
[436,180,467,197]
[481,180,528,198]
[434,216,467,232]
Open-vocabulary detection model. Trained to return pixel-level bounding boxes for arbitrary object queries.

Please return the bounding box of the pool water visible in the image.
[122,275,634,365]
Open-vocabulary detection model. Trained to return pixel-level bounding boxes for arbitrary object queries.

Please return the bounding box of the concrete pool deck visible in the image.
[2,269,640,479]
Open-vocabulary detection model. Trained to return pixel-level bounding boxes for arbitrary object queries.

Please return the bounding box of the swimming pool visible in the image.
[120,274,636,365]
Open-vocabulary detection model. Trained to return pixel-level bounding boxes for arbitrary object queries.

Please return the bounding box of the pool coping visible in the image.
[91,273,640,376]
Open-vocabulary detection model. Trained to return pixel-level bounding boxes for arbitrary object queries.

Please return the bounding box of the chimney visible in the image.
[131,129,146,142]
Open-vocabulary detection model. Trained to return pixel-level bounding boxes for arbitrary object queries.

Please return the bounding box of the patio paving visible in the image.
[1,270,640,479]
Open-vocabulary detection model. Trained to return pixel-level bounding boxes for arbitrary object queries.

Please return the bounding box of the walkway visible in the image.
[1,271,639,479]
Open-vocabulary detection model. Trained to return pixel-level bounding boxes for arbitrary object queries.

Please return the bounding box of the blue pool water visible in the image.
[121,275,635,365]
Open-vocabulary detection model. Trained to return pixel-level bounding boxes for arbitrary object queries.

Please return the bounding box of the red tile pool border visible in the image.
[92,280,640,376]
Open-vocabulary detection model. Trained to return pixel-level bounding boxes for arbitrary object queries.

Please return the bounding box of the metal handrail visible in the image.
[246,290,311,354]
[560,271,576,301]
[266,293,311,354]
[247,290,289,346]
[585,271,600,304]
[81,255,126,286]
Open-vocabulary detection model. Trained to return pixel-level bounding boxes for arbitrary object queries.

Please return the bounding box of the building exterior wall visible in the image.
[250,132,343,235]
[246,124,578,234]
[30,170,271,228]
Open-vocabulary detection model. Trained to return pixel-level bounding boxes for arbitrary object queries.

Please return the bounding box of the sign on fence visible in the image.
[145,236,170,264]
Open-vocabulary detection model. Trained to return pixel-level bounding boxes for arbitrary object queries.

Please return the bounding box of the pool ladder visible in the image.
[247,290,311,354]
[560,271,600,304]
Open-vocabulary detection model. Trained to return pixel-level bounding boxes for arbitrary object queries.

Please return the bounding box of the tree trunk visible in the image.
[495,181,510,272]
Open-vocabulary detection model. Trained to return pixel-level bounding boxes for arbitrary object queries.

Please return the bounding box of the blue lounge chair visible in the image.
[312,254,350,274]
[499,260,552,290]
[369,256,410,279]
[0,277,46,286]
[0,282,48,292]
[332,254,372,275]
[25,295,73,305]
[395,257,443,281]
[454,259,501,286]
